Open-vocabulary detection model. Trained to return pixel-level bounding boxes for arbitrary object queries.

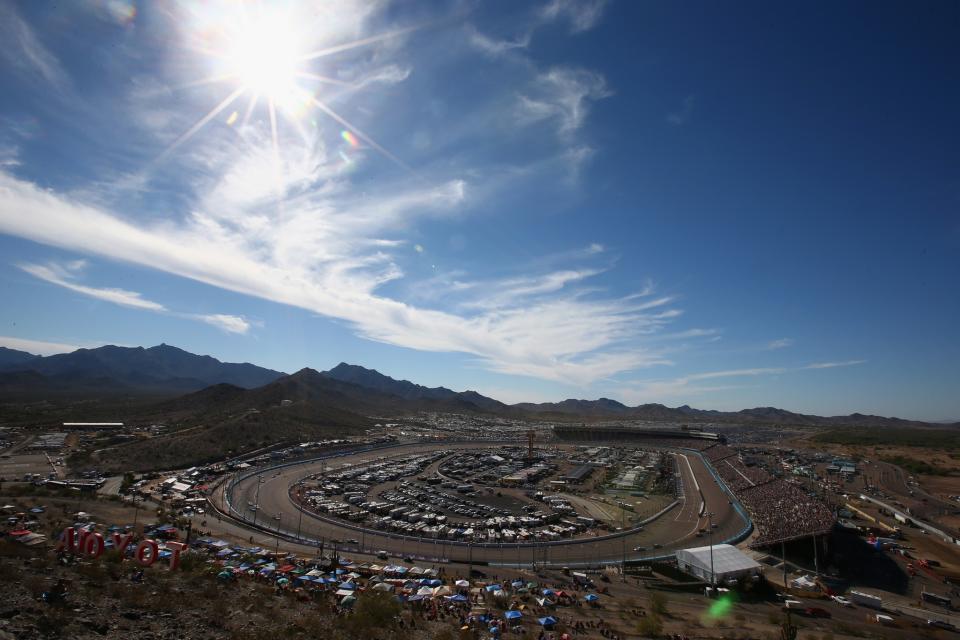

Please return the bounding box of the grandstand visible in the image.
[737,479,834,546]
[548,427,835,549]
[698,442,835,548]
[552,425,725,444]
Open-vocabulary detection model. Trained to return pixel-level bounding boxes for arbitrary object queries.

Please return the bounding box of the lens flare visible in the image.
[341,130,360,148]
[703,592,738,622]
[103,0,137,26]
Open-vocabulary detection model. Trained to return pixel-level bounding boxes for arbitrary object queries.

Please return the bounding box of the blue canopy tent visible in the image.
[538,616,558,627]
[504,610,523,620]
[584,593,599,602]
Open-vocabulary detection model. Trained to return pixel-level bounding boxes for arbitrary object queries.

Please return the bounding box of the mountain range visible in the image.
[0,344,285,395]
[0,343,954,428]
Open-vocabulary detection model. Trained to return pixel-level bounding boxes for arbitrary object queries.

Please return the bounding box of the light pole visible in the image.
[274,512,282,556]
[296,483,304,542]
[253,474,263,526]
[707,512,715,585]
[132,493,141,528]
[812,534,819,577]
[621,502,627,581]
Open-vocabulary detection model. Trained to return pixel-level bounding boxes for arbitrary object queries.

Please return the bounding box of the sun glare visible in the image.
[225,16,300,104]
[158,2,415,174]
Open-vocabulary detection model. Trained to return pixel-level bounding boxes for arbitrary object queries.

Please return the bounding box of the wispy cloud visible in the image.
[196,314,252,335]
[618,359,866,404]
[460,268,608,310]
[0,3,70,91]
[0,171,675,385]
[19,262,167,311]
[765,337,794,350]
[0,335,81,356]
[17,259,253,335]
[539,0,609,34]
[688,367,787,380]
[803,360,867,369]
[0,144,19,168]
[517,67,611,137]
[467,26,531,57]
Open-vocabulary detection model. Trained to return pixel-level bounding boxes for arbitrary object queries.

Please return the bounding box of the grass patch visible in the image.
[879,455,951,476]
[812,427,960,451]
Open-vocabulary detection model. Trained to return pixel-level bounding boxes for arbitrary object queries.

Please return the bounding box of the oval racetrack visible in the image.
[220,442,751,567]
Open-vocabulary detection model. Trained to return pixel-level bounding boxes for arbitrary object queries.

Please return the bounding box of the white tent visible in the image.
[675,544,761,583]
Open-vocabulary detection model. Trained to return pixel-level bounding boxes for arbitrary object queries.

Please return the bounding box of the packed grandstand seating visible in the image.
[736,479,835,546]
[640,438,716,451]
[715,457,774,492]
[702,444,739,463]
[699,444,835,546]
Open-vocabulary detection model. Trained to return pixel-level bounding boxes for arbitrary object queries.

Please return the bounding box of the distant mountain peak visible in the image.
[0,343,286,394]
[323,362,505,411]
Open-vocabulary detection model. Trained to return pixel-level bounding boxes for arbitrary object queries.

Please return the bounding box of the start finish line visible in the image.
[56,527,187,570]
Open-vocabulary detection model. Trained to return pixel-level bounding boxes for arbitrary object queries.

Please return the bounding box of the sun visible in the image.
[158,1,415,172]
[218,10,305,111]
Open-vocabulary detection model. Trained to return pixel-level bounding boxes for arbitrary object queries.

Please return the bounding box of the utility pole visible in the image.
[274,512,281,556]
[704,511,716,585]
[296,491,304,542]
[621,501,626,581]
[812,535,819,577]
[781,540,788,588]
[253,474,263,526]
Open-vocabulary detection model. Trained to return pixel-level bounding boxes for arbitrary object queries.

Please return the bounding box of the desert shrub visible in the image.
[490,593,510,609]
[636,613,663,636]
[342,590,402,639]
[649,590,669,615]
[178,550,206,573]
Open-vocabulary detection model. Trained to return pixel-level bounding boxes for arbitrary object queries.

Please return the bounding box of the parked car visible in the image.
[927,620,956,631]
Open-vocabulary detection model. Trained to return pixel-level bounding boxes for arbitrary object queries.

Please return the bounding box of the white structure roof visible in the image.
[675,544,760,577]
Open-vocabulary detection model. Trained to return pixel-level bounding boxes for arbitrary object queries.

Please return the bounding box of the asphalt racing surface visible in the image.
[220,442,749,567]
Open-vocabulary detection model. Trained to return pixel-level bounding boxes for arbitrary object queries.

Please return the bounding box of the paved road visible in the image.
[98,475,123,496]
[216,443,749,567]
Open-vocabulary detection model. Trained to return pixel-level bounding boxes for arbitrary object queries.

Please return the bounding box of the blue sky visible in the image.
[0,0,957,420]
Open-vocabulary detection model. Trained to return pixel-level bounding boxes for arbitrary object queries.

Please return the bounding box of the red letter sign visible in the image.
[135,539,158,566]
